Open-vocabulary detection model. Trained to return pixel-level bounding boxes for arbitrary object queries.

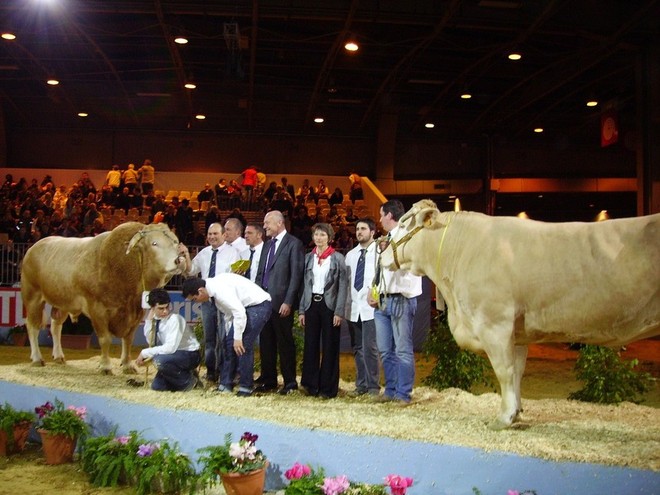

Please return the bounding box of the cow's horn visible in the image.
[126,229,147,254]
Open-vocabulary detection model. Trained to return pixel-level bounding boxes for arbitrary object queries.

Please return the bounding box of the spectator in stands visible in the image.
[131,187,144,210]
[175,198,195,243]
[241,165,258,203]
[224,217,247,252]
[197,183,214,203]
[315,179,330,203]
[291,204,314,249]
[228,180,242,208]
[122,164,139,193]
[205,205,222,231]
[55,217,79,238]
[270,188,294,220]
[79,172,97,197]
[143,189,156,210]
[151,193,167,217]
[335,227,354,252]
[138,159,155,194]
[256,168,267,196]
[98,185,114,207]
[82,202,103,231]
[162,203,177,231]
[344,206,358,224]
[263,181,278,204]
[40,175,55,191]
[296,179,314,204]
[115,187,132,214]
[91,218,106,236]
[105,165,122,193]
[329,187,344,207]
[349,171,364,202]
[13,221,33,243]
[326,205,341,226]
[281,177,295,199]
[215,178,229,208]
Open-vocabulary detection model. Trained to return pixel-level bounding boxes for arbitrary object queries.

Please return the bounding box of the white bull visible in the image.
[379,199,660,429]
[21,222,184,373]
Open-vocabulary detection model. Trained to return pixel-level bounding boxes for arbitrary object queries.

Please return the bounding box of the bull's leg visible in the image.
[483,337,518,430]
[120,329,138,374]
[96,333,114,374]
[512,344,529,422]
[25,300,45,366]
[50,308,67,364]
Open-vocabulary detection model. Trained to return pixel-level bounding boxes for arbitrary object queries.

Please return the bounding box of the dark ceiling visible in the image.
[1,0,658,143]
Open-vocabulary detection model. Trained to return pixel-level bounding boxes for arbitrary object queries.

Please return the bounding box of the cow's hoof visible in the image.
[488,418,512,431]
[100,368,113,376]
[30,360,45,367]
[121,364,139,375]
[53,357,66,365]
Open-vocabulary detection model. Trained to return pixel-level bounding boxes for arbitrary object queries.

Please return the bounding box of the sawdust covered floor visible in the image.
[0,340,658,495]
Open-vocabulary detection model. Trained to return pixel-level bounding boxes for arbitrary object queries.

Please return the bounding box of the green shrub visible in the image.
[422,312,494,392]
[569,344,652,404]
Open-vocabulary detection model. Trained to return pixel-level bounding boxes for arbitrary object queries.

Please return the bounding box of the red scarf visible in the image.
[315,246,335,265]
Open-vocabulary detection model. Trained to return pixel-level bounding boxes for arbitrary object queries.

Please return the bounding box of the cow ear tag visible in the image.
[141,291,151,309]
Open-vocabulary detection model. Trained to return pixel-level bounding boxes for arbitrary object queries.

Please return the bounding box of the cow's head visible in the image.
[379,199,445,272]
[126,223,184,285]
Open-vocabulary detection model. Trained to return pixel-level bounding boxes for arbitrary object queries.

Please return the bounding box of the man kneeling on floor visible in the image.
[182,275,272,397]
[135,288,202,391]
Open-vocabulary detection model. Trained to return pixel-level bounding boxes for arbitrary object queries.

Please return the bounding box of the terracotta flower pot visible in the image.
[220,463,268,495]
[38,429,77,465]
[1,422,32,456]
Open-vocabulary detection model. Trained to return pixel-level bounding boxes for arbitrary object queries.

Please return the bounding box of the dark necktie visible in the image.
[152,319,160,346]
[354,248,366,290]
[208,248,218,278]
[245,248,255,279]
[262,238,277,288]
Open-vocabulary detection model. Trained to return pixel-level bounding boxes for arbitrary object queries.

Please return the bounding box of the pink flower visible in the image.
[322,475,350,495]
[114,435,131,445]
[285,462,312,480]
[67,405,87,420]
[385,474,414,495]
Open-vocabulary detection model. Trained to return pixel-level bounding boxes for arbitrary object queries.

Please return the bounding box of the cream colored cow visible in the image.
[379,199,660,429]
[21,222,185,373]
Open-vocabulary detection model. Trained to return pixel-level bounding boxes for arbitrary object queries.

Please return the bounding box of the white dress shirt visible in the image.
[228,237,247,252]
[379,225,422,299]
[206,273,272,341]
[189,243,239,279]
[345,241,377,322]
[139,313,199,360]
[240,242,263,283]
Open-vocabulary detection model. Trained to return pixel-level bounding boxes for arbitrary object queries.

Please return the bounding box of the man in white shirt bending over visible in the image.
[183,275,272,397]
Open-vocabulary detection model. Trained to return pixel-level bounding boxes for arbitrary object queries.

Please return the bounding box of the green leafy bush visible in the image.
[569,344,652,404]
[422,312,494,392]
[80,430,143,487]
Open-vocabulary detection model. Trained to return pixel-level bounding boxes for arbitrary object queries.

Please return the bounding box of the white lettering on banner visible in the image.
[0,289,25,326]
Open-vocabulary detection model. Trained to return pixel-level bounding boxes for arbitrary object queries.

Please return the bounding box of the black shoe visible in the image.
[254,375,265,384]
[278,386,297,396]
[236,390,252,397]
[254,384,277,394]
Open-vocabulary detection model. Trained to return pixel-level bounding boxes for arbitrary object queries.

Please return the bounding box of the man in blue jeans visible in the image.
[368,200,422,405]
[183,275,272,397]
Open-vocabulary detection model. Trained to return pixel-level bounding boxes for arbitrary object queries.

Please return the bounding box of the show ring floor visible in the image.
[1,377,658,494]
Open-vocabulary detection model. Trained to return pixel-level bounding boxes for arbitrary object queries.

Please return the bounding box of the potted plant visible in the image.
[198,432,268,495]
[8,324,28,347]
[35,399,89,464]
[0,402,34,456]
[132,440,197,495]
[80,431,196,494]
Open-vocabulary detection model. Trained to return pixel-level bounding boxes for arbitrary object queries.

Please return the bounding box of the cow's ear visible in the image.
[416,207,442,229]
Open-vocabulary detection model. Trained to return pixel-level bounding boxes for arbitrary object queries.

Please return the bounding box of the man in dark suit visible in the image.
[255,210,305,395]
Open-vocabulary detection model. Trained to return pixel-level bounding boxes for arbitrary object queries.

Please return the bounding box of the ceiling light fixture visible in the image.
[314,117,324,124]
[533,127,544,133]
[1,32,16,41]
[344,34,359,52]
[46,78,59,86]
[586,98,598,107]
[425,122,435,128]
[508,52,522,61]
[195,114,206,120]
[184,82,197,89]
[77,112,88,117]
[174,36,188,45]
[460,90,472,99]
